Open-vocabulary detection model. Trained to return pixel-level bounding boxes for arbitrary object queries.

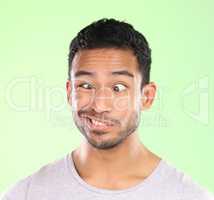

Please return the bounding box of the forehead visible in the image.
[71,48,139,74]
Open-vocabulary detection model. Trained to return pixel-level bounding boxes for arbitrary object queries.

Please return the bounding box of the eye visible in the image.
[113,83,127,92]
[78,82,93,90]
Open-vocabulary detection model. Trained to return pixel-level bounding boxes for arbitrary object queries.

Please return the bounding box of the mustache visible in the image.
[78,110,119,124]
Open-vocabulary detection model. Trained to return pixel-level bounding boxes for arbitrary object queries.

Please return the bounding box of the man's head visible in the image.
[68,18,151,90]
[66,18,156,150]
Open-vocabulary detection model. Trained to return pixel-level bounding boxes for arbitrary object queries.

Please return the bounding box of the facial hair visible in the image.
[72,109,141,150]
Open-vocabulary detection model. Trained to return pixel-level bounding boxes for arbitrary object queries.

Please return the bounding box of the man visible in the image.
[1,18,213,200]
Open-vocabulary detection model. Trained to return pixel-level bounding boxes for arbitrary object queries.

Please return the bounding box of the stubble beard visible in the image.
[72,109,141,150]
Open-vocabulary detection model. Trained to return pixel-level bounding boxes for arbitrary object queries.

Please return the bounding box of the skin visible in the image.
[66,48,161,190]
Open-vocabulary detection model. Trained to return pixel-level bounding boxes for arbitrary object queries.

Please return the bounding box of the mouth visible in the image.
[81,115,115,131]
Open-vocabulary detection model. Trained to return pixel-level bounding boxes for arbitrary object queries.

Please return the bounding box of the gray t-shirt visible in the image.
[1,152,214,200]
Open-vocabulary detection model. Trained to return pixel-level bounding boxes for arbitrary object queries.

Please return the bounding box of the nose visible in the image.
[90,86,113,113]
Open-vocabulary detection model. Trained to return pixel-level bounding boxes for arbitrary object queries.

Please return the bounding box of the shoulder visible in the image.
[1,155,67,200]
[179,173,214,200]
[161,160,214,200]
[0,175,32,200]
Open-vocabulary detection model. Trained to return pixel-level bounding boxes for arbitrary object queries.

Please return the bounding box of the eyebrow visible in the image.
[112,70,134,78]
[74,70,134,78]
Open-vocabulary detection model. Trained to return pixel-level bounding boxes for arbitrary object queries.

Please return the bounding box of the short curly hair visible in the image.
[68,18,152,89]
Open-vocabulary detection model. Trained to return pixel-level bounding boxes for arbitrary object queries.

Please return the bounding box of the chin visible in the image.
[86,132,123,150]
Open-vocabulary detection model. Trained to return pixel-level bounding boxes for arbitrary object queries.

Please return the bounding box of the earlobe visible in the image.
[141,94,148,111]
[141,82,157,111]
[66,80,72,105]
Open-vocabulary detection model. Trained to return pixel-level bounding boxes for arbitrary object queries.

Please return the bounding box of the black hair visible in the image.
[68,18,152,89]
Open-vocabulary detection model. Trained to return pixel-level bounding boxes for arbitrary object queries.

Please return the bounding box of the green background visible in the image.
[0,0,214,194]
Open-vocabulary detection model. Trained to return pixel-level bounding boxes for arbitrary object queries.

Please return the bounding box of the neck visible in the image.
[72,131,160,180]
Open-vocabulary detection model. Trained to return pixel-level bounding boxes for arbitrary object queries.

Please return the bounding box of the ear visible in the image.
[141,81,157,111]
[66,80,72,106]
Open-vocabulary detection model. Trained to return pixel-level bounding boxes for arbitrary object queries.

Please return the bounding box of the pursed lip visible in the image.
[80,114,115,126]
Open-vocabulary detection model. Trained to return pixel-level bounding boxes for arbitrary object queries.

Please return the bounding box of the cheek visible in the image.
[72,91,94,109]
[112,96,129,112]
[112,93,136,112]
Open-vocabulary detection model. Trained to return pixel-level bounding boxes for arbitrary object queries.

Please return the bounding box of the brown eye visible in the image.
[79,83,93,90]
[113,83,127,92]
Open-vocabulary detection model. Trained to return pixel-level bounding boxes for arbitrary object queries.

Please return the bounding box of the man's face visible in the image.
[66,48,154,150]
